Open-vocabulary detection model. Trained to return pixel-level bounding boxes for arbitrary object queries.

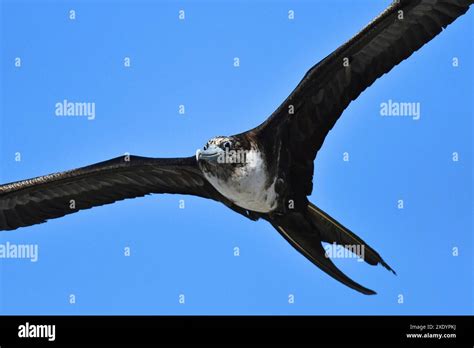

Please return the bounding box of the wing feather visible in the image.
[0,155,219,230]
[256,0,473,198]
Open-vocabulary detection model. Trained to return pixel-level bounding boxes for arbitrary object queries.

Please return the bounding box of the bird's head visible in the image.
[196,135,256,174]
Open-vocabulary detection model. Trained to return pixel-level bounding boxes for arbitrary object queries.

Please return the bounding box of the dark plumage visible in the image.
[1,0,472,294]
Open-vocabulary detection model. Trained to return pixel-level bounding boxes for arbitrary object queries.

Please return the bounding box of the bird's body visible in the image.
[201,154,278,214]
[1,0,472,295]
[198,134,279,213]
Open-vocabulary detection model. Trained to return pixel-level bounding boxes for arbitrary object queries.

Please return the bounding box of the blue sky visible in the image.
[0,0,472,315]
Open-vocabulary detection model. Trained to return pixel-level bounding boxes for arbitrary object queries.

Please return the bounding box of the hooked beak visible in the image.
[196,145,222,164]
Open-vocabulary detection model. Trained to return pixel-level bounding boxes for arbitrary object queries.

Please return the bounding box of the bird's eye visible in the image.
[203,144,208,150]
[223,141,231,149]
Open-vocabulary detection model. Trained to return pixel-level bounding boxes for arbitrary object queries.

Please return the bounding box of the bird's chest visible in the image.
[203,162,278,213]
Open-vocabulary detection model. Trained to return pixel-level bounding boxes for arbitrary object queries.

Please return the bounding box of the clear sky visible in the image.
[0,0,472,315]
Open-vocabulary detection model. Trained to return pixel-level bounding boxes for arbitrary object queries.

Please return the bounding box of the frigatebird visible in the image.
[1,0,472,294]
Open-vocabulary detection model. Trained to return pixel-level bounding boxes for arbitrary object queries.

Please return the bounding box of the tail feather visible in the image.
[307,202,395,274]
[268,212,377,295]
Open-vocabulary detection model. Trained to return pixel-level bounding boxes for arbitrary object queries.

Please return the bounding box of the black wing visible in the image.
[256,0,473,199]
[0,155,230,231]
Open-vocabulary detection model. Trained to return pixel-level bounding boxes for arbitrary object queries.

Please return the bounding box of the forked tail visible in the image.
[307,202,395,274]
[268,201,395,295]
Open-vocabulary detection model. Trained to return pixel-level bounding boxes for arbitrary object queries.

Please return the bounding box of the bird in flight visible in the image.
[1,0,472,294]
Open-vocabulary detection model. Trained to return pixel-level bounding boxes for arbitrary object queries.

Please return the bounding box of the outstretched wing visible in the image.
[0,155,223,231]
[256,0,473,198]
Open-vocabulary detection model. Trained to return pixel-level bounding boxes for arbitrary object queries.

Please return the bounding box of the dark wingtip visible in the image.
[355,282,377,295]
[380,259,397,275]
[357,285,377,295]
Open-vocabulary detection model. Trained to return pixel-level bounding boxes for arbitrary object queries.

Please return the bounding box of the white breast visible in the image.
[202,150,278,213]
